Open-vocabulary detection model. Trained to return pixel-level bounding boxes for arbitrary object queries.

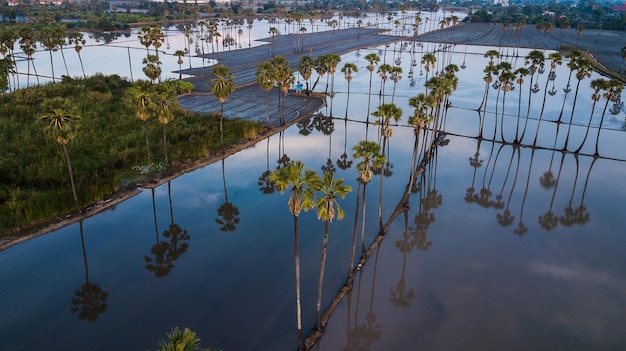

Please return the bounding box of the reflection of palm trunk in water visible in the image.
[515,148,537,236]
[539,152,566,231]
[497,148,521,228]
[152,188,159,243]
[79,220,89,283]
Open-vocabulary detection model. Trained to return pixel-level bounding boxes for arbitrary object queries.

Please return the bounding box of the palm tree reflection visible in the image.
[70,221,109,322]
[215,159,240,232]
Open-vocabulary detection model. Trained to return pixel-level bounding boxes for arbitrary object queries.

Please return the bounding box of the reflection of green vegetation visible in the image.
[0,75,263,236]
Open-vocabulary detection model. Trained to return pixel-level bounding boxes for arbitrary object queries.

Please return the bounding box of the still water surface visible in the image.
[1,14,625,351]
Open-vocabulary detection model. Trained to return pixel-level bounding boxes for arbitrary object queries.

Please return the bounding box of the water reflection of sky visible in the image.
[1,10,626,351]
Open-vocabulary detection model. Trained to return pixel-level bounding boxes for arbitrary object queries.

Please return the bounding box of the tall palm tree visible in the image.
[269,160,321,351]
[208,65,235,150]
[142,54,162,84]
[269,26,278,56]
[390,65,403,103]
[149,25,165,58]
[19,26,38,86]
[352,140,386,255]
[326,53,341,96]
[153,84,177,166]
[174,50,185,79]
[68,32,86,78]
[38,97,81,213]
[328,19,339,52]
[421,52,436,89]
[513,67,529,143]
[341,62,358,119]
[314,170,351,331]
[0,26,18,88]
[138,26,153,54]
[562,57,592,151]
[372,103,402,153]
[256,61,276,123]
[271,56,295,124]
[592,79,623,156]
[532,52,562,145]
[127,80,156,173]
[364,53,380,122]
[575,78,606,153]
[519,49,545,142]
[297,55,314,94]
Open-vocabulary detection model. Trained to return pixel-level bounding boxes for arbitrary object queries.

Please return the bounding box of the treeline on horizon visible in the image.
[0,0,624,31]
[0,74,264,236]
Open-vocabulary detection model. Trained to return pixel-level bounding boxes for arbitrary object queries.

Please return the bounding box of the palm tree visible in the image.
[314,170,351,331]
[157,327,201,351]
[149,25,165,58]
[271,56,295,124]
[575,78,606,153]
[532,52,562,145]
[364,53,380,122]
[19,26,38,86]
[142,54,162,84]
[138,26,153,54]
[311,54,328,93]
[341,62,358,119]
[174,50,185,79]
[519,50,545,142]
[153,84,177,166]
[513,67,529,143]
[0,26,18,88]
[68,32,86,78]
[256,61,276,123]
[269,160,321,351]
[269,26,278,57]
[376,63,392,101]
[297,55,314,94]
[372,103,402,153]
[128,80,155,173]
[421,52,436,91]
[352,140,386,255]
[592,79,624,156]
[389,65,403,103]
[326,53,341,96]
[562,57,592,151]
[496,61,515,142]
[208,65,235,150]
[40,24,60,82]
[328,19,339,52]
[38,97,81,213]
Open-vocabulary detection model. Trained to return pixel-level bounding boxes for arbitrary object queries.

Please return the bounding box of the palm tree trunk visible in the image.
[163,124,169,166]
[360,182,368,255]
[143,120,152,173]
[48,50,55,82]
[316,218,330,331]
[62,144,80,213]
[349,181,361,277]
[293,214,305,351]
[59,47,69,76]
[78,52,86,79]
[220,102,225,151]
[593,98,612,157]
[563,80,583,151]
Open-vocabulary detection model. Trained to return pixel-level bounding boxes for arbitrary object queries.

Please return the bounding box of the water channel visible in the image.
[1,12,625,351]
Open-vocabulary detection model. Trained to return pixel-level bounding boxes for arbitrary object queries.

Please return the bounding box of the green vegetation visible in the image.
[0,74,264,236]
